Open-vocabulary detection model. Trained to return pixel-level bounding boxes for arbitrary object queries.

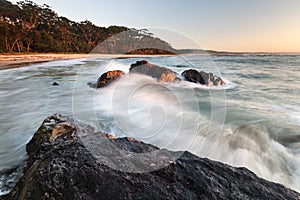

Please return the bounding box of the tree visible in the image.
[0,0,175,53]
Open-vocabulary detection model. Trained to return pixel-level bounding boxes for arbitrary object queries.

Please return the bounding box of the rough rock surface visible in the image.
[130,60,178,82]
[182,69,226,86]
[2,115,299,200]
[88,70,125,88]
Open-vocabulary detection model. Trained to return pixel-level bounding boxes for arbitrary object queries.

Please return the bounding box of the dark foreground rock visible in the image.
[88,70,125,88]
[130,60,179,82]
[182,69,226,86]
[2,115,299,200]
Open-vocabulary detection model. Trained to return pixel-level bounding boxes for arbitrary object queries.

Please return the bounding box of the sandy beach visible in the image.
[0,53,177,71]
[0,54,90,70]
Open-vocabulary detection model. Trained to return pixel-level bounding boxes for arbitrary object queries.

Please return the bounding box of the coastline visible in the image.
[0,53,176,71]
[0,53,89,71]
[5,51,299,72]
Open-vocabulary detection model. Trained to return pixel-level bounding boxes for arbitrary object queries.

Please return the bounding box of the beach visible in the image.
[0,54,90,70]
[0,54,177,71]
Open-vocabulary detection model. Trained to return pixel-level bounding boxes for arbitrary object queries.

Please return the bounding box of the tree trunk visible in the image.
[4,36,10,52]
[26,41,32,52]
[16,39,21,52]
[9,39,19,52]
[71,41,80,52]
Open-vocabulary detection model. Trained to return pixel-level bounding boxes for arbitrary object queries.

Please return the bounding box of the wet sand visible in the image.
[0,54,89,70]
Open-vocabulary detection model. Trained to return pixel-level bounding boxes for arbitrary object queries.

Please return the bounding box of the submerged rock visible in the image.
[130,60,178,82]
[1,115,299,200]
[182,69,226,86]
[89,70,125,88]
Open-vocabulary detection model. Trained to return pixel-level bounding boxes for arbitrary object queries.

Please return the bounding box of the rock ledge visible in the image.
[1,115,299,200]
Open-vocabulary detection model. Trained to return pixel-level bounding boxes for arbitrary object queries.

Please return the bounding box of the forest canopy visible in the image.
[0,0,175,54]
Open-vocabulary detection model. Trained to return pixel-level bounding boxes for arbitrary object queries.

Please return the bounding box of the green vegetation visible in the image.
[0,0,175,54]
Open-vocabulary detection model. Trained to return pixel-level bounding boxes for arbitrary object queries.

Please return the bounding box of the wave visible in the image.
[170,78,238,90]
[0,59,86,74]
[96,60,237,91]
[91,73,300,192]
[1,56,300,194]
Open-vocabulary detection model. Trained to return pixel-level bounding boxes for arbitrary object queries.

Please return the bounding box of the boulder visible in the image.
[182,69,226,86]
[182,69,206,84]
[88,70,125,88]
[130,60,178,82]
[1,115,299,200]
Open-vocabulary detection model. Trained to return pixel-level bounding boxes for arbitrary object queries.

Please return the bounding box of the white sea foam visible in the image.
[90,69,300,191]
[99,60,131,74]
[93,73,208,149]
[1,55,300,193]
[96,60,238,91]
[173,79,238,90]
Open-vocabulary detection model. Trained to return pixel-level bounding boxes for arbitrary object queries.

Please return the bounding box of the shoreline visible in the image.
[1,52,300,71]
[0,53,89,71]
[0,53,176,71]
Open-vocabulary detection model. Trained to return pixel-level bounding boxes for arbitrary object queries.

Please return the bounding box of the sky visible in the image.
[9,0,300,52]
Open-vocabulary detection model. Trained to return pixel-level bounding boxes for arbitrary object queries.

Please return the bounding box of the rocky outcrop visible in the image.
[88,70,125,88]
[1,115,299,200]
[130,60,179,82]
[182,69,226,86]
[88,61,229,88]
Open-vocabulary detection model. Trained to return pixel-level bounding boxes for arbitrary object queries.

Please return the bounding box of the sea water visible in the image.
[0,54,300,194]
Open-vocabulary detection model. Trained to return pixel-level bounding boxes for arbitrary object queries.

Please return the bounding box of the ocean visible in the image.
[0,54,300,194]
